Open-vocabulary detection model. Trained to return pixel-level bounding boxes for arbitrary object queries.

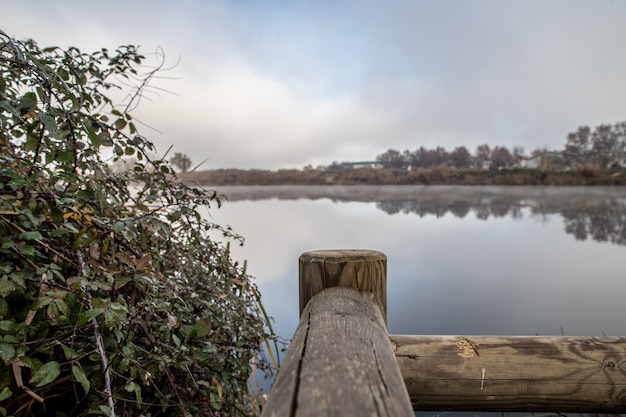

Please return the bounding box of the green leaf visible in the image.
[18,92,37,113]
[0,320,17,333]
[0,343,16,365]
[18,244,35,256]
[0,278,15,298]
[125,380,136,392]
[77,308,104,326]
[0,299,8,318]
[98,131,112,146]
[61,343,79,360]
[25,135,40,151]
[54,299,69,315]
[125,380,143,406]
[56,150,75,163]
[19,356,42,371]
[114,118,126,130]
[9,272,25,290]
[0,387,12,402]
[72,364,90,393]
[168,210,181,222]
[0,241,14,249]
[86,126,101,147]
[40,114,57,135]
[194,318,212,338]
[18,231,43,240]
[29,361,61,387]
[0,101,20,117]
[46,301,60,319]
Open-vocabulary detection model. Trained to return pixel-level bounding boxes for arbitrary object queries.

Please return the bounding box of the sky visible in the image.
[3,0,626,170]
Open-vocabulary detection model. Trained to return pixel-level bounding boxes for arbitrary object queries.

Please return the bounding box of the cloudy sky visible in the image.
[4,0,626,169]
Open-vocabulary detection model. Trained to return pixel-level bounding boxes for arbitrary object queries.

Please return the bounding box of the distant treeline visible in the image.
[180,165,626,186]
[370,121,626,171]
[176,121,626,186]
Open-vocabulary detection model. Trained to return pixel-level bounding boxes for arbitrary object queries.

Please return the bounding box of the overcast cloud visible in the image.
[3,0,626,169]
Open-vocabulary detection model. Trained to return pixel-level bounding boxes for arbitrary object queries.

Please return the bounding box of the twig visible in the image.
[76,250,115,417]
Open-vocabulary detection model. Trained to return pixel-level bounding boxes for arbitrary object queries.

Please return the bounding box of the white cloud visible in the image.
[3,0,626,168]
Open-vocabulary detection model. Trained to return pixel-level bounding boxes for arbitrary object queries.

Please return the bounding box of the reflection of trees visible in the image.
[373,192,626,246]
[376,200,468,218]
[375,192,626,247]
[376,196,526,221]
[216,185,626,247]
[562,200,626,245]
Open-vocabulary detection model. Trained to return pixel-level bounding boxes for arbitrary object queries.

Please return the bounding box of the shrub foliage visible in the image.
[0,30,272,416]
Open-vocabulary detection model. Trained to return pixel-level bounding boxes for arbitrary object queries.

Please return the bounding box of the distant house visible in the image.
[523,151,569,171]
[609,156,626,170]
[344,161,382,169]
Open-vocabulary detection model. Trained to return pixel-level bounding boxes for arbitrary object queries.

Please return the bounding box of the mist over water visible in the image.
[211,185,626,341]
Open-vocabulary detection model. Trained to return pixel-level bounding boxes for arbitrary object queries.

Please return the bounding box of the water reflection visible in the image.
[216,185,626,246]
[210,185,626,336]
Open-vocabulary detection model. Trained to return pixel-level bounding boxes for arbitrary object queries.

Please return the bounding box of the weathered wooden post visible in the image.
[261,249,413,417]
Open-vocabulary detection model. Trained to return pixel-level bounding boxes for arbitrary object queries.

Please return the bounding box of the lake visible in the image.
[210,185,626,411]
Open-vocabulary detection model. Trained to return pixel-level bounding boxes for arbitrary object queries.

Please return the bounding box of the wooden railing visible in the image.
[260,250,626,416]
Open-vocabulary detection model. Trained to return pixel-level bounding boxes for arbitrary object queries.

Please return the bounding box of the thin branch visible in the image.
[76,250,115,417]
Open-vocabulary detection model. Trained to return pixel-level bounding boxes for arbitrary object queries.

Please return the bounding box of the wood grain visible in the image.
[299,249,387,323]
[391,335,626,412]
[261,287,413,417]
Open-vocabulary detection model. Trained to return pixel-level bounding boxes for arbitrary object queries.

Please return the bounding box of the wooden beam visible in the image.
[261,250,412,417]
[391,335,626,413]
[261,287,414,417]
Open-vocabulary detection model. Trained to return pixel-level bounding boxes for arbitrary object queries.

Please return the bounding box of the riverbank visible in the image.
[180,166,626,186]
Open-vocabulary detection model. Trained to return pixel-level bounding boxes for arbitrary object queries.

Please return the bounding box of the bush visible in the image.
[0,30,273,416]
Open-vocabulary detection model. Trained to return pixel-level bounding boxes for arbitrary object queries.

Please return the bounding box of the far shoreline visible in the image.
[179,166,626,187]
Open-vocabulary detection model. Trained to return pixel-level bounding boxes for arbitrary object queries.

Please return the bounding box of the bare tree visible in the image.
[591,124,620,169]
[564,126,592,165]
[170,152,192,172]
[376,149,406,169]
[490,146,513,170]
[450,146,471,168]
[512,146,526,164]
[475,144,491,168]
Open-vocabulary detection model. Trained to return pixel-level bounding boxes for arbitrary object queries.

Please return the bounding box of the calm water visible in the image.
[211,185,626,342]
[210,185,626,414]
